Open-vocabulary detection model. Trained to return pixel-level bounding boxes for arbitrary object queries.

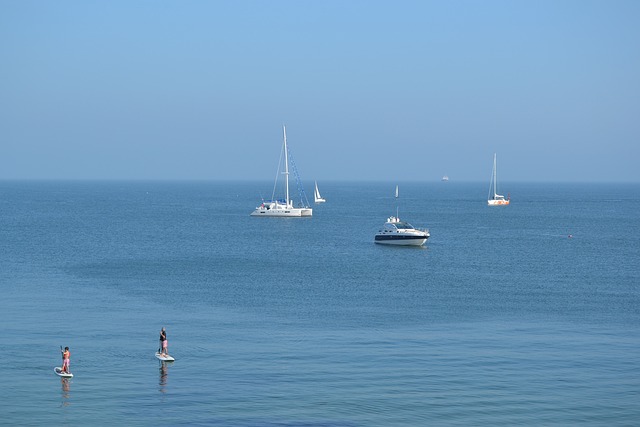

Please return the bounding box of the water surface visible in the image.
[1,181,639,425]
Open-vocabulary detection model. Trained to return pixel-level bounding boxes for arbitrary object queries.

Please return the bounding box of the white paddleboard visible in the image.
[54,367,73,378]
[155,352,175,362]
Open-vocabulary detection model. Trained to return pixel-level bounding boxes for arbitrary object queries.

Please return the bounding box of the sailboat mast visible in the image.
[493,153,498,199]
[283,125,290,206]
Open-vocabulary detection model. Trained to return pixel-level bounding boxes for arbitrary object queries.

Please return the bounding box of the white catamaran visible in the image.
[251,126,313,217]
[487,153,510,206]
[314,181,325,203]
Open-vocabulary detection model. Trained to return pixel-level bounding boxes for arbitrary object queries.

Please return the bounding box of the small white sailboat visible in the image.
[487,153,510,206]
[314,181,326,203]
[251,126,312,217]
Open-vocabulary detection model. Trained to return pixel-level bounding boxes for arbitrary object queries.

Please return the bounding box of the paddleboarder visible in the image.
[159,328,168,356]
[61,346,71,374]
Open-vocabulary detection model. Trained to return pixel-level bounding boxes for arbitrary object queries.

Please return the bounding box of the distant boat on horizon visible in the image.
[487,153,510,206]
[441,175,449,182]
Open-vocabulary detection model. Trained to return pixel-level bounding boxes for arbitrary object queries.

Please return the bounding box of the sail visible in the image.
[314,181,325,203]
[395,185,399,219]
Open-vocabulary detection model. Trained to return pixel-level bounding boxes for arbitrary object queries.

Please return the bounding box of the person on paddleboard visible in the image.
[61,347,71,374]
[159,328,168,356]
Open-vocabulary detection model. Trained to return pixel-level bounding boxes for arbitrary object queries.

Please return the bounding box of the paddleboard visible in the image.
[155,352,175,362]
[54,367,73,378]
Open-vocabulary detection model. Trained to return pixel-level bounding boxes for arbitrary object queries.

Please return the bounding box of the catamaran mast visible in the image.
[283,125,290,207]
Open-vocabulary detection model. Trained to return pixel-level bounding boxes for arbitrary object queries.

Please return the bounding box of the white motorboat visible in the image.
[374,216,430,246]
[251,126,312,217]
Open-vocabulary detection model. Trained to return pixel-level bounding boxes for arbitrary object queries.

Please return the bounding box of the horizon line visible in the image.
[1,178,639,185]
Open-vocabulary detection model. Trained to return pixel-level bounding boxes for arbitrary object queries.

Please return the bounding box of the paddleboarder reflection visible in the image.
[60,378,71,407]
[159,361,168,393]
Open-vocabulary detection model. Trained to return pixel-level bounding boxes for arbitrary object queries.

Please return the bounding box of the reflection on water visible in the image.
[60,378,71,407]
[159,361,168,393]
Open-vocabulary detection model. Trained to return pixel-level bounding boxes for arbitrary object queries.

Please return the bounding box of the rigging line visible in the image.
[287,145,310,207]
[271,138,285,202]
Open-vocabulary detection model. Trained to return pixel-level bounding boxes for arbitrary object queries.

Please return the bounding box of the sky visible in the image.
[1,0,639,182]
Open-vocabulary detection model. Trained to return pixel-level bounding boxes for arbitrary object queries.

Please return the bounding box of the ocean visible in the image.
[1,180,639,426]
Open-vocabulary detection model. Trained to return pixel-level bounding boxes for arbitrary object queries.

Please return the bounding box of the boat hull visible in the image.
[250,207,312,217]
[374,235,428,246]
[487,199,510,206]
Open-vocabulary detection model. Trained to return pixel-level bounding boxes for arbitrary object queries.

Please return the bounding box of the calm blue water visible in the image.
[1,181,639,426]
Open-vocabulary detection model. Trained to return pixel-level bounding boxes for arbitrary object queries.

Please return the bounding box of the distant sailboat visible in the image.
[314,181,325,203]
[250,126,313,217]
[487,153,510,206]
[395,185,399,217]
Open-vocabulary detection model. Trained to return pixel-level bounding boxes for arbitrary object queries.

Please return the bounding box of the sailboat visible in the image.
[251,126,313,217]
[314,181,326,203]
[487,153,510,206]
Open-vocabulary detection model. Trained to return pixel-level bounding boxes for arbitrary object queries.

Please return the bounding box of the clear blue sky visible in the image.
[1,1,639,182]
